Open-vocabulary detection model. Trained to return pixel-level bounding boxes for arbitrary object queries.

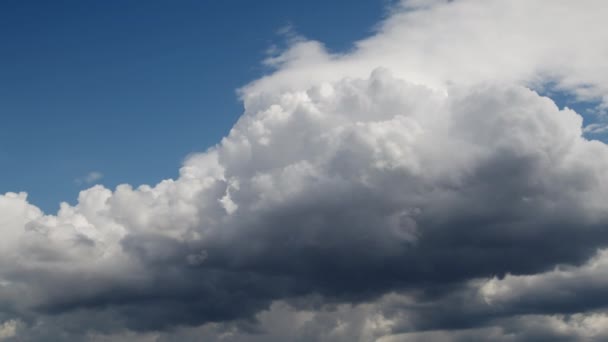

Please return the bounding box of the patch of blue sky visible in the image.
[0,0,386,213]
[537,86,607,142]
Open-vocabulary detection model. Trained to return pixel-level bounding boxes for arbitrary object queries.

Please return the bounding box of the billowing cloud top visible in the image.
[1,1,608,341]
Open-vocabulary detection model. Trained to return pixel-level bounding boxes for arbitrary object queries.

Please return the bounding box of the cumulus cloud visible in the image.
[2,0,608,340]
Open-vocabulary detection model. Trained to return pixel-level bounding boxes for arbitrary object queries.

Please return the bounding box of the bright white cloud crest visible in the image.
[1,0,608,340]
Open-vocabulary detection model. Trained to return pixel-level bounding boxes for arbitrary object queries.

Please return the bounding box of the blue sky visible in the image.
[0,0,388,213]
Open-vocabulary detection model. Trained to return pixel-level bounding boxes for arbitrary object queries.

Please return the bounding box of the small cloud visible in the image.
[186,250,208,266]
[0,319,19,340]
[75,171,104,185]
[583,122,608,134]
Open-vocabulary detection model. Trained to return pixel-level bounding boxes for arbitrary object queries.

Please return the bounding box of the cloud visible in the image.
[75,172,104,185]
[1,0,608,340]
[479,249,608,313]
[584,122,608,135]
[0,320,19,341]
[380,313,608,342]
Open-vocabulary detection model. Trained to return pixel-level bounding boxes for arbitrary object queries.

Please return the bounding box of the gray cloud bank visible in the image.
[2,0,608,340]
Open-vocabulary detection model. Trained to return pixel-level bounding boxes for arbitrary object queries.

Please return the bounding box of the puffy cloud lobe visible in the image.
[1,0,608,340]
[247,0,608,112]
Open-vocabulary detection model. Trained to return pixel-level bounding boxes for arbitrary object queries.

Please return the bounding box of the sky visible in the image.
[0,0,388,213]
[2,1,608,341]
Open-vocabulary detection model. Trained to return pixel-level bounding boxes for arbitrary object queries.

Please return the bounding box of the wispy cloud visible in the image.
[74,171,103,185]
[584,122,608,135]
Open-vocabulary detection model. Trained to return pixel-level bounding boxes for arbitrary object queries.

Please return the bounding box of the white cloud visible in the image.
[75,171,104,185]
[245,0,608,111]
[0,320,19,340]
[584,122,608,135]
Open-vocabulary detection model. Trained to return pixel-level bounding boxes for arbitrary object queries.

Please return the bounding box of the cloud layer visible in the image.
[2,0,608,340]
